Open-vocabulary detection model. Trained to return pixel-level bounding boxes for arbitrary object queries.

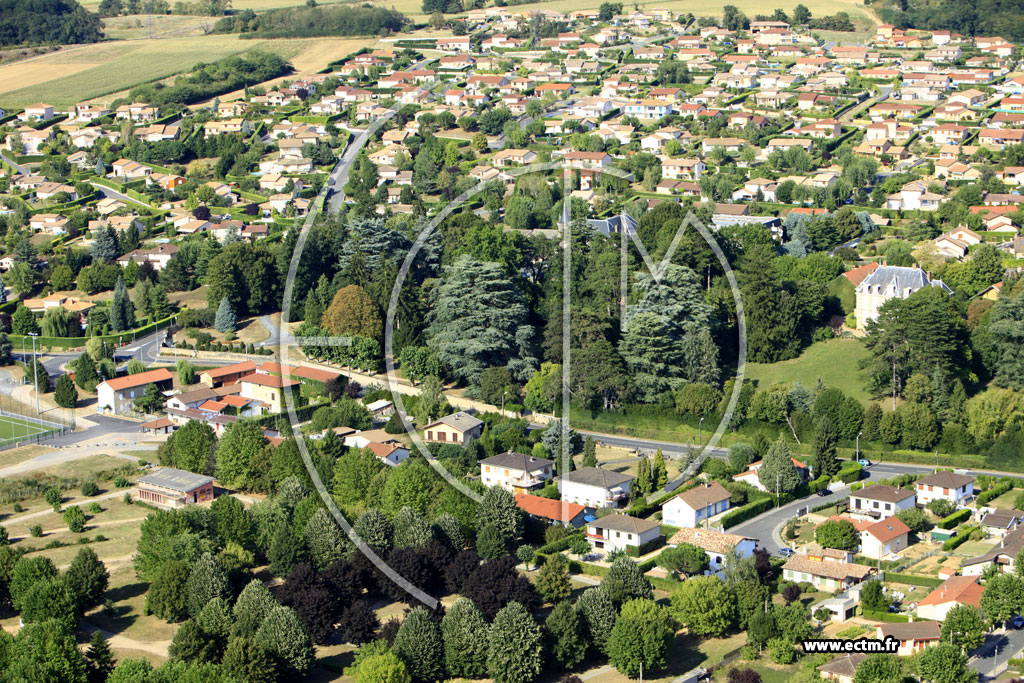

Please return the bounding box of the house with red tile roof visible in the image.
[915,575,983,620]
[515,493,589,528]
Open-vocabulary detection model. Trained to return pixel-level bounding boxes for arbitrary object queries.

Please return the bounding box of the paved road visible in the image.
[89,182,153,210]
[325,56,434,214]
[970,627,1024,679]
[0,151,29,175]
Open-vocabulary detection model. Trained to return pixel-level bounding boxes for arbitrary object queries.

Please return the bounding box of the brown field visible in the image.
[0,36,313,108]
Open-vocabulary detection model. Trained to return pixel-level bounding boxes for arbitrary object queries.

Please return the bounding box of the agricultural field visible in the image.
[0,35,312,108]
[745,337,873,403]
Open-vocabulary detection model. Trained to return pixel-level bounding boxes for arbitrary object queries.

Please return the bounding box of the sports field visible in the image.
[0,413,59,447]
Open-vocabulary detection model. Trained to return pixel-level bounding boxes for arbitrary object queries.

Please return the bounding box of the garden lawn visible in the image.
[745,338,872,402]
[84,566,179,643]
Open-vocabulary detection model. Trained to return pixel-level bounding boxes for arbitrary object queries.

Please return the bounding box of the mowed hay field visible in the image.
[0,34,369,108]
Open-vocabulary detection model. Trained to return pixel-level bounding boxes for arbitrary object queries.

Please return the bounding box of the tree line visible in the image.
[212,5,408,37]
[0,0,103,47]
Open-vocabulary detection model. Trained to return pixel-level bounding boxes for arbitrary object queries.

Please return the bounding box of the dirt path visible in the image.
[81,620,173,658]
[9,517,148,542]
[0,490,123,527]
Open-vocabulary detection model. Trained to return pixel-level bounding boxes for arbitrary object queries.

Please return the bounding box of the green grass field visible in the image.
[0,414,55,445]
[745,338,873,402]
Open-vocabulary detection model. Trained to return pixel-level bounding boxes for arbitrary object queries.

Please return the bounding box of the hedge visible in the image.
[862,609,910,622]
[535,533,583,556]
[626,536,665,557]
[977,481,1013,506]
[884,573,943,588]
[937,508,971,530]
[9,314,174,350]
[943,527,976,551]
[837,462,863,484]
[721,498,774,529]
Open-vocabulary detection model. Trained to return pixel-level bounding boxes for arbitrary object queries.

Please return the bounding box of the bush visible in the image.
[29,524,42,537]
[123,492,133,505]
[114,475,130,488]
[81,481,99,497]
[978,482,1013,506]
[89,502,102,514]
[836,461,863,484]
[721,498,774,529]
[943,527,976,551]
[850,482,863,492]
[937,508,971,530]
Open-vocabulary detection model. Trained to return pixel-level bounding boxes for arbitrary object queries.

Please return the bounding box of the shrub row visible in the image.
[535,532,583,556]
[977,481,1014,506]
[937,508,971,530]
[943,526,976,551]
[862,609,910,622]
[721,497,774,529]
[837,461,863,484]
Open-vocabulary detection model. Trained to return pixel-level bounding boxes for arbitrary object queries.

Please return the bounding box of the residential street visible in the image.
[970,627,1024,679]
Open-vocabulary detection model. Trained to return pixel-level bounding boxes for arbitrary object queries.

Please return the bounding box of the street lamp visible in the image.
[698,416,705,447]
[29,333,38,415]
[776,471,781,508]
[501,390,510,418]
[856,431,862,459]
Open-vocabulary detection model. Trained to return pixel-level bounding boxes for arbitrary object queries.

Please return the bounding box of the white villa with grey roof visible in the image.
[479,451,554,494]
[556,466,634,508]
[854,265,953,330]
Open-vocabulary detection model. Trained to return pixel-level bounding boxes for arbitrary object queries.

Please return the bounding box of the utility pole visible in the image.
[698,416,705,447]
[29,333,38,415]
[856,431,862,460]
[776,472,781,508]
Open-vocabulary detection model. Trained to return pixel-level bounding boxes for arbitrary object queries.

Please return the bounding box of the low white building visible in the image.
[662,481,731,528]
[668,527,757,576]
[96,368,174,415]
[914,471,974,506]
[859,517,911,560]
[915,575,983,621]
[556,467,634,508]
[585,514,661,554]
[848,485,917,521]
[782,552,875,593]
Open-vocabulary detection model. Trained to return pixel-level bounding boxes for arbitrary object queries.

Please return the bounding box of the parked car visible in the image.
[817,489,832,497]
[779,548,795,557]
[858,459,872,467]
[1011,615,1024,629]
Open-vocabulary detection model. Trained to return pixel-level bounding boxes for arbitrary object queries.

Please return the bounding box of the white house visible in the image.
[914,471,974,506]
[859,517,911,560]
[782,552,875,593]
[961,526,1024,576]
[915,575,983,621]
[366,442,410,467]
[668,527,757,576]
[876,622,940,657]
[733,457,810,491]
[479,451,554,494]
[848,485,917,521]
[556,467,634,508]
[585,514,661,554]
[662,481,731,528]
[96,368,174,415]
[854,265,953,330]
[423,411,484,444]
